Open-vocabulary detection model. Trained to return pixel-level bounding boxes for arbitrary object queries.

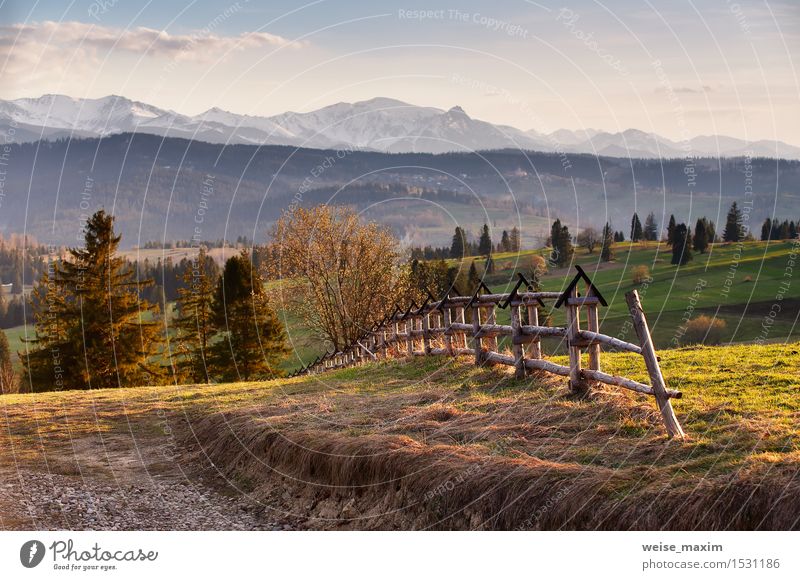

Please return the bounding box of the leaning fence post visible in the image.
[566,284,586,394]
[586,286,601,371]
[511,303,525,379]
[472,304,483,365]
[527,303,542,360]
[422,310,432,355]
[625,289,685,438]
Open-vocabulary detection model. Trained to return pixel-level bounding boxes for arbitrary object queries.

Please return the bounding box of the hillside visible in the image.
[2,344,798,530]
[2,134,798,247]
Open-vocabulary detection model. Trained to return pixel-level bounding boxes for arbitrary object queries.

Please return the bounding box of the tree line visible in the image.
[6,210,289,393]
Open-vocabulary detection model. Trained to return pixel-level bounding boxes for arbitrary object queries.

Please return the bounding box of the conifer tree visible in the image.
[211,250,289,381]
[693,218,709,254]
[450,227,467,259]
[630,213,643,242]
[671,223,693,265]
[666,214,676,245]
[173,246,219,383]
[601,222,615,262]
[24,210,164,391]
[509,227,521,252]
[723,202,744,242]
[500,230,511,252]
[478,224,493,255]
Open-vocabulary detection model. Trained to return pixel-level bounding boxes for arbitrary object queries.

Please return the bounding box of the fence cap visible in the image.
[465,281,493,308]
[554,264,608,308]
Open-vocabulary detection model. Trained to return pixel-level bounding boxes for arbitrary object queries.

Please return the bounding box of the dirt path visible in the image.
[0,415,295,530]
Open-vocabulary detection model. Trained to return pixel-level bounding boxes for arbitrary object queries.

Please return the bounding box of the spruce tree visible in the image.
[666,214,676,245]
[467,260,481,291]
[450,227,467,259]
[24,210,164,391]
[630,213,643,242]
[173,247,219,383]
[693,218,709,254]
[557,224,574,266]
[761,218,772,241]
[211,250,289,381]
[671,223,693,265]
[500,230,511,252]
[723,202,743,242]
[478,224,493,255]
[509,227,521,252]
[601,222,615,262]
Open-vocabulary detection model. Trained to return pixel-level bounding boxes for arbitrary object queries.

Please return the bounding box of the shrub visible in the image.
[631,265,651,285]
[683,315,727,345]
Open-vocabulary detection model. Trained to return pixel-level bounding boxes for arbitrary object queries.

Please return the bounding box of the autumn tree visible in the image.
[211,251,288,381]
[577,226,599,253]
[23,210,164,391]
[268,206,406,352]
[0,328,14,394]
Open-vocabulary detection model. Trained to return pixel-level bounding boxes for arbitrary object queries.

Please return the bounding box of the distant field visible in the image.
[449,239,799,351]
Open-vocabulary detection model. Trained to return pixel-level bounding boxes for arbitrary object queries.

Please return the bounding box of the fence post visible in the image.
[587,288,601,372]
[456,306,466,351]
[527,303,542,360]
[485,304,498,354]
[472,304,483,365]
[625,290,685,438]
[566,285,587,394]
[511,303,525,379]
[422,310,432,355]
[442,305,453,355]
[406,317,414,357]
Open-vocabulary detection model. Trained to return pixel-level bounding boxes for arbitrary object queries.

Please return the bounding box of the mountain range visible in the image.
[2,94,799,159]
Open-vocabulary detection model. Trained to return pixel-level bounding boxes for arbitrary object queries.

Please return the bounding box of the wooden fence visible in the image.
[291,265,684,438]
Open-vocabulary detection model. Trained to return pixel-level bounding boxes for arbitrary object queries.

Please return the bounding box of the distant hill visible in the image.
[1,133,798,247]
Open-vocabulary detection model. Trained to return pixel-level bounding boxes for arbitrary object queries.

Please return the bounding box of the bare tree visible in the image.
[577,227,600,253]
[267,206,407,351]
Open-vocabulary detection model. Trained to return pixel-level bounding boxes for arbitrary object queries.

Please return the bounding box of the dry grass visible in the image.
[2,344,799,530]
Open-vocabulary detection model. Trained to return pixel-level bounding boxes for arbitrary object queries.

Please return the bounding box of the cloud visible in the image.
[0,20,306,85]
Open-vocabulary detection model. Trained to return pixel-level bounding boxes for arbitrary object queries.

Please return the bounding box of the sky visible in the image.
[0,0,798,142]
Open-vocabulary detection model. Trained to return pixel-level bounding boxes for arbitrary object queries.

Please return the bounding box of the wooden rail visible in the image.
[291,267,684,438]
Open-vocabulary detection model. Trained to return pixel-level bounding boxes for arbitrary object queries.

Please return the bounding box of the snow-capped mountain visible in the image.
[2,94,798,159]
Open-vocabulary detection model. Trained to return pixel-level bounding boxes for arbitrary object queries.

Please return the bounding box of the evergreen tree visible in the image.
[644,212,658,241]
[723,202,744,242]
[549,219,574,267]
[509,227,521,252]
[467,260,481,291]
[485,254,495,275]
[478,224,493,255]
[500,230,511,252]
[761,218,772,241]
[790,221,798,240]
[671,223,693,265]
[24,211,164,391]
[693,218,709,254]
[211,251,288,381]
[450,227,467,259]
[666,214,676,245]
[630,213,643,242]
[601,222,615,262]
[173,247,219,383]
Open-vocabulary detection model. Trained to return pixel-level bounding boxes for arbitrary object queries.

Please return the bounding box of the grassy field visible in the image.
[447,239,800,351]
[1,343,798,529]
